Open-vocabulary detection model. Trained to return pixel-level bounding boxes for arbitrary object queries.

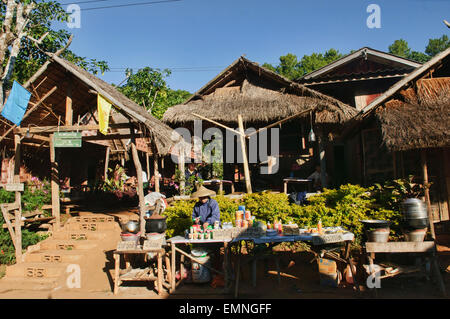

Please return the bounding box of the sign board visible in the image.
[4,183,24,192]
[53,132,82,148]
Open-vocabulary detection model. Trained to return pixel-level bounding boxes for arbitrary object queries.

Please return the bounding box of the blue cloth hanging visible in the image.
[1,81,31,126]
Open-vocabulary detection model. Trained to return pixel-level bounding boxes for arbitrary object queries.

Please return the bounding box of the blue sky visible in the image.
[57,0,450,93]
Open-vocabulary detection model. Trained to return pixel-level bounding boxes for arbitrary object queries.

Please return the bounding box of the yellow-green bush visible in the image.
[163,184,402,243]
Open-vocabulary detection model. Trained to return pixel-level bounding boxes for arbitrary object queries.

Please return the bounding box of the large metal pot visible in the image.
[361,220,391,243]
[401,198,428,219]
[360,220,391,229]
[401,198,429,229]
[145,215,167,234]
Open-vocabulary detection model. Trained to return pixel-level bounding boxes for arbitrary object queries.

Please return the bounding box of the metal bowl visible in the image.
[122,220,139,234]
[360,220,391,229]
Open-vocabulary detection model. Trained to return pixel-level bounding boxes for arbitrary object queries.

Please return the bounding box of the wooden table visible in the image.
[167,236,233,294]
[113,248,166,295]
[202,180,235,194]
[232,231,359,298]
[283,178,312,194]
[364,241,446,297]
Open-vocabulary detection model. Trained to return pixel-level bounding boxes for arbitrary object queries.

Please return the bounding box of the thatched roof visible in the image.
[163,57,357,125]
[50,55,178,155]
[375,77,450,151]
[0,54,179,156]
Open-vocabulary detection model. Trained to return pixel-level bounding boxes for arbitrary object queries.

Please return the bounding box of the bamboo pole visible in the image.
[178,152,184,195]
[421,149,436,240]
[146,152,150,182]
[49,134,60,230]
[238,115,252,194]
[131,140,146,236]
[104,146,110,180]
[154,153,160,193]
[13,135,22,262]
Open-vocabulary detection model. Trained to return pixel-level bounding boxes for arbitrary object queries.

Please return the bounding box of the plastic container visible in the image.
[191,249,212,283]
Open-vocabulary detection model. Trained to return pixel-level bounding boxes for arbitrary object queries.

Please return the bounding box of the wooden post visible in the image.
[238,115,252,194]
[154,154,160,193]
[318,129,328,189]
[178,152,184,195]
[393,151,397,179]
[146,152,150,182]
[65,79,73,126]
[13,135,22,263]
[131,139,146,237]
[49,133,60,230]
[421,149,436,240]
[104,146,110,180]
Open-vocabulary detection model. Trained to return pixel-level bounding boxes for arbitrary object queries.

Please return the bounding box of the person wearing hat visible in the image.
[191,186,220,230]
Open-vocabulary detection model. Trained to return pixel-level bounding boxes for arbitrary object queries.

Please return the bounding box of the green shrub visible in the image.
[0,229,49,265]
[163,183,405,243]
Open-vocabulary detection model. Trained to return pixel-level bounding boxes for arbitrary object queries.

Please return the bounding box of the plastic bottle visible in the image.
[318,219,323,234]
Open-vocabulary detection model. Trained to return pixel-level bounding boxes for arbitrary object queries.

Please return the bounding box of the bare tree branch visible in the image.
[444,20,450,28]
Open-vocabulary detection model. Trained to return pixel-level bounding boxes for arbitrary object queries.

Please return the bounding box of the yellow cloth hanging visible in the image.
[97,94,112,135]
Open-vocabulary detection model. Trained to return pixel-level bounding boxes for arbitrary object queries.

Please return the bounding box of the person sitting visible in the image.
[185,163,202,187]
[307,165,325,192]
[191,186,220,230]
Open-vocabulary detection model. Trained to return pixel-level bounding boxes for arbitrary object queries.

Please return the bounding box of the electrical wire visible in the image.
[62,0,183,11]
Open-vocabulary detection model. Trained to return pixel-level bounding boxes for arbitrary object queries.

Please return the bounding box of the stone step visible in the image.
[51,230,114,241]
[63,222,120,232]
[66,215,116,224]
[5,262,70,279]
[38,239,99,251]
[0,277,59,292]
[24,250,84,264]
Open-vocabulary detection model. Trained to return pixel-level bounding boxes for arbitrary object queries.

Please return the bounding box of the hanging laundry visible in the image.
[1,81,31,126]
[97,94,112,135]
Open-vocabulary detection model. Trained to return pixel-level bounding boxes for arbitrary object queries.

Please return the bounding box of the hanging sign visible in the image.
[4,183,24,192]
[53,132,82,148]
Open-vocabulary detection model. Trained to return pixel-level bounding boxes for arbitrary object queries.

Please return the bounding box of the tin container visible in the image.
[245,211,251,221]
[236,211,244,221]
[235,220,242,228]
[242,220,249,228]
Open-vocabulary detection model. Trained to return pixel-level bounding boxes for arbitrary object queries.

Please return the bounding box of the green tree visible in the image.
[119,67,191,119]
[264,49,343,80]
[425,34,450,57]
[1,0,109,105]
[388,39,411,58]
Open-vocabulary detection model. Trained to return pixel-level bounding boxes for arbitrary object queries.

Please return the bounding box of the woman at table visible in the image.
[191,186,220,230]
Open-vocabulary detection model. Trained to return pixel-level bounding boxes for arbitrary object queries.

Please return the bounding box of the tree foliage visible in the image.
[388,35,450,63]
[263,49,343,80]
[1,0,109,105]
[118,67,191,119]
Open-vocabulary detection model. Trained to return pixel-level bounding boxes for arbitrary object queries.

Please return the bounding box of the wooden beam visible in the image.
[0,86,58,143]
[191,113,247,138]
[247,108,314,138]
[1,205,16,249]
[104,146,110,180]
[49,133,60,230]
[421,149,436,240]
[65,78,73,126]
[238,115,252,194]
[365,241,436,253]
[130,137,146,237]
[83,133,145,141]
[13,135,22,263]
[146,152,150,183]
[15,123,134,134]
[177,151,184,195]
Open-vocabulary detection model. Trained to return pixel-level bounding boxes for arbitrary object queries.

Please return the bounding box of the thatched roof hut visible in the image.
[163,57,357,126]
[355,47,450,151]
[0,53,179,156]
[375,77,450,151]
